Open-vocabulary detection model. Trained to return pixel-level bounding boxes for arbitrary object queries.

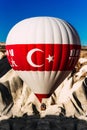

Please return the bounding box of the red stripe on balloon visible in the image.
[35,93,51,102]
[6,44,81,71]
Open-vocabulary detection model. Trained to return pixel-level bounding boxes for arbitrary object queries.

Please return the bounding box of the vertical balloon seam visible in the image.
[59,19,75,70]
[52,18,63,87]
[64,21,81,68]
[61,19,71,70]
[67,22,76,69]
[44,17,46,73]
[41,18,45,72]
[57,19,63,71]
[50,18,57,72]
[48,17,55,82]
[44,18,50,84]
[67,22,80,45]
[35,18,44,88]
[51,18,59,80]
[52,18,60,80]
[59,18,64,70]
[61,20,73,70]
[53,18,62,72]
[36,19,39,71]
[44,18,51,88]
[63,20,80,69]
[41,18,45,84]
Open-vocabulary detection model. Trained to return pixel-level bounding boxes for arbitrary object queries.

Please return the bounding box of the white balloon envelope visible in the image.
[6,17,81,102]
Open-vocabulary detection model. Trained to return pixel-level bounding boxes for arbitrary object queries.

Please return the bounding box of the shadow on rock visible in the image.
[0,115,87,130]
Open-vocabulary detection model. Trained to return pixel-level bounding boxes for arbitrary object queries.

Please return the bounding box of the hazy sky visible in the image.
[0,0,87,45]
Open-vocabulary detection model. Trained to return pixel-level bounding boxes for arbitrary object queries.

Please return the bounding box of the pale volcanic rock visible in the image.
[79,57,87,64]
[0,45,87,121]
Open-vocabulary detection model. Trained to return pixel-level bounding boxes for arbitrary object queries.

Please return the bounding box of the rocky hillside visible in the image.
[0,42,5,52]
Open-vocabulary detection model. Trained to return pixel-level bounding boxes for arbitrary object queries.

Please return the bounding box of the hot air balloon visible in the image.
[6,17,81,103]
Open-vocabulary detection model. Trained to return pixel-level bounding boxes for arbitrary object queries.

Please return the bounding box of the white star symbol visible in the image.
[46,55,54,62]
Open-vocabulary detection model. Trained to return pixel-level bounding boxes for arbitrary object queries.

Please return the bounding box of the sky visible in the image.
[0,0,87,46]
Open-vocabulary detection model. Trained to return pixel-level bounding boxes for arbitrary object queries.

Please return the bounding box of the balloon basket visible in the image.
[40,103,46,111]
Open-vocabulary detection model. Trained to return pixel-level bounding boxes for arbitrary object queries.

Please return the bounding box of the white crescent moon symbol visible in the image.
[27,48,44,67]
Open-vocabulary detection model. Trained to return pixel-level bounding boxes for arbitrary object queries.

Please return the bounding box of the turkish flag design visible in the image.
[6,44,81,71]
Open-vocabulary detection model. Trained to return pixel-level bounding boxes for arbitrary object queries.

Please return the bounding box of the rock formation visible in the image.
[0,43,87,121]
